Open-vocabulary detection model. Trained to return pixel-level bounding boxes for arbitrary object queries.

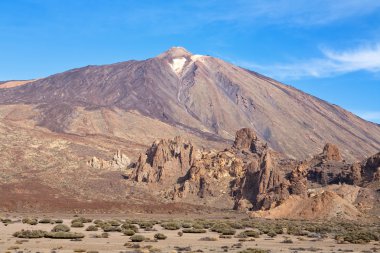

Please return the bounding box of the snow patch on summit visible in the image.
[169,57,187,75]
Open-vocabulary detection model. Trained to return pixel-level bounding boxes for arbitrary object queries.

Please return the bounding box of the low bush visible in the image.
[267,231,277,238]
[123,229,136,236]
[200,237,218,241]
[71,222,84,228]
[22,218,38,225]
[335,231,379,244]
[154,233,167,240]
[86,225,98,231]
[244,230,260,238]
[182,223,192,228]
[39,218,53,224]
[71,217,92,224]
[211,223,236,235]
[45,232,85,239]
[102,225,122,232]
[161,222,181,230]
[121,223,139,232]
[13,230,46,238]
[138,221,155,230]
[51,224,70,232]
[130,234,145,242]
[182,228,207,233]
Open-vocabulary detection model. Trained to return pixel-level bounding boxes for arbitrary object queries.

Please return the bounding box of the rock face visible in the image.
[128,128,380,218]
[360,152,380,183]
[130,136,196,184]
[1,47,379,160]
[322,143,342,161]
[88,150,130,170]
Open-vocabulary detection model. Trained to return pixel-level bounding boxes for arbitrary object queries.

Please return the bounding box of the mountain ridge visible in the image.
[0,47,379,160]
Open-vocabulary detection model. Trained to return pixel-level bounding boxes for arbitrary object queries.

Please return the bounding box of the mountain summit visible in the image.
[0,47,379,160]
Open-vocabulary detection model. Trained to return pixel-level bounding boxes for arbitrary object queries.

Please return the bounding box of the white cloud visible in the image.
[239,43,380,80]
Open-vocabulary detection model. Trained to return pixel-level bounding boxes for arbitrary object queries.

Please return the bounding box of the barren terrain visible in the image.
[0,215,379,253]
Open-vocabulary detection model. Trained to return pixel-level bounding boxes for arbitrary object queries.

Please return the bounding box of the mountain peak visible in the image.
[158,46,192,59]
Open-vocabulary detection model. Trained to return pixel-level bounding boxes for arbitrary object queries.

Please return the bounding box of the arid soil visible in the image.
[0,216,379,253]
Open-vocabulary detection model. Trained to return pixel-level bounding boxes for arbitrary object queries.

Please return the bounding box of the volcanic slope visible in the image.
[0,47,380,160]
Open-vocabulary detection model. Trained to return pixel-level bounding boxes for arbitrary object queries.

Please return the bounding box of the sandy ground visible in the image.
[0,217,378,253]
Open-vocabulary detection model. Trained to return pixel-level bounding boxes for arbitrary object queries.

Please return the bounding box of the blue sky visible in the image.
[0,0,379,123]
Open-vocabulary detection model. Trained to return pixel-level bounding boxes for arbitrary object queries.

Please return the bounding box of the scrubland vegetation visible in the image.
[0,216,379,252]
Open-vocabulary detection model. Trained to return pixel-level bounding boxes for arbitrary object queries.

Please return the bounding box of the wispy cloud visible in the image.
[238,43,380,80]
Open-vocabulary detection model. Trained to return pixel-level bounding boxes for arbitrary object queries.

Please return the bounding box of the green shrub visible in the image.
[192,223,205,229]
[244,230,260,238]
[71,217,92,224]
[267,231,277,238]
[22,218,38,225]
[102,225,122,232]
[123,229,135,236]
[110,220,122,226]
[235,232,248,238]
[86,225,98,231]
[130,234,145,242]
[13,230,46,238]
[138,221,155,230]
[45,232,85,239]
[93,219,103,225]
[182,228,207,233]
[211,223,235,235]
[200,237,218,241]
[71,222,84,228]
[154,233,167,240]
[182,223,192,228]
[161,222,181,230]
[55,219,63,223]
[220,228,236,235]
[51,224,70,232]
[121,223,139,232]
[39,218,53,224]
[335,231,379,244]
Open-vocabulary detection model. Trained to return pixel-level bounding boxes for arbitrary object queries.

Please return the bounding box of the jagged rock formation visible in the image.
[88,150,131,170]
[130,136,197,184]
[321,143,342,162]
[129,128,380,219]
[1,47,379,217]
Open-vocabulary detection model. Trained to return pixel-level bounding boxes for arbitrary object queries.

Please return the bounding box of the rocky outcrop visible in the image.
[126,128,379,219]
[131,136,196,184]
[233,128,267,155]
[360,152,380,183]
[321,143,342,162]
[165,129,294,211]
[88,150,130,170]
